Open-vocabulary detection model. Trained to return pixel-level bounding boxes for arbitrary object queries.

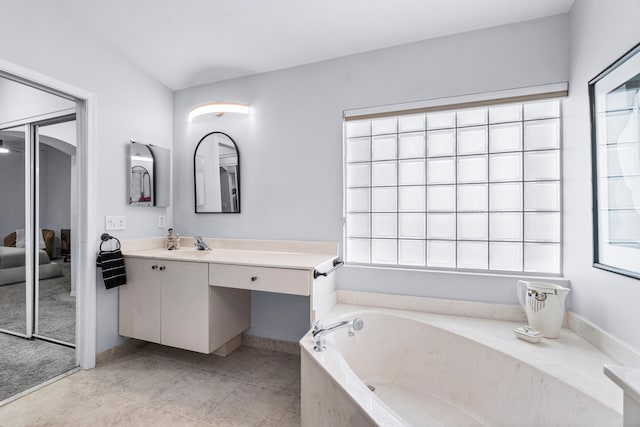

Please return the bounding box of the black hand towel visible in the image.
[97,249,127,289]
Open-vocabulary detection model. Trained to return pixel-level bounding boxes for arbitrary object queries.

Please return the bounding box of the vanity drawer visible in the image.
[209,263,311,296]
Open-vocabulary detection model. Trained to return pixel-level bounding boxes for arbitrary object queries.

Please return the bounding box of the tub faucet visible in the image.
[312,318,364,352]
[193,236,211,251]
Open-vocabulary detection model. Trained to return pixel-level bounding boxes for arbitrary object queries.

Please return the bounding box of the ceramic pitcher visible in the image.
[517,280,570,338]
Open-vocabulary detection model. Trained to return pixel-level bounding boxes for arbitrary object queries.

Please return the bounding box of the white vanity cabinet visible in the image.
[119,238,339,355]
[120,257,249,354]
[158,260,209,353]
[119,258,161,344]
[209,263,310,296]
[209,260,337,323]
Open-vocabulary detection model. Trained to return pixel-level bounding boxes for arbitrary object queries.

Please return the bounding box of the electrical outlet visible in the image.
[105,215,126,231]
[158,215,166,228]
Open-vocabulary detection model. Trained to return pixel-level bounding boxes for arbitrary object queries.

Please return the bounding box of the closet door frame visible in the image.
[0,58,98,369]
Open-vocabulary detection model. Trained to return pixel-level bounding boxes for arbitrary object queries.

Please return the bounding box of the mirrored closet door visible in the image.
[0,115,76,347]
[0,125,28,337]
[34,117,76,346]
[0,71,79,404]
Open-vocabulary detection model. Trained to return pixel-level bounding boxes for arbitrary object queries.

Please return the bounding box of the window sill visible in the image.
[342,262,570,285]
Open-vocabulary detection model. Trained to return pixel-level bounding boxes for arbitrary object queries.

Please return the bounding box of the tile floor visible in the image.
[0,344,301,426]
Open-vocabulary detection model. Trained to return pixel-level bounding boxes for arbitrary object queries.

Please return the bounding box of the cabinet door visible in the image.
[160,260,210,353]
[119,258,161,343]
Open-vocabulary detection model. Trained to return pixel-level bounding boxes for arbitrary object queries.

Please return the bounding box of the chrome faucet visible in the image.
[312,318,364,352]
[193,236,211,251]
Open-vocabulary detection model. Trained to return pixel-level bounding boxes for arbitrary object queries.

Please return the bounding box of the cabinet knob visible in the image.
[251,276,258,282]
[152,265,158,270]
[159,266,166,271]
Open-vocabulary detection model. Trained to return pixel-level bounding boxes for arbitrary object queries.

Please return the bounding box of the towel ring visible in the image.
[99,233,121,251]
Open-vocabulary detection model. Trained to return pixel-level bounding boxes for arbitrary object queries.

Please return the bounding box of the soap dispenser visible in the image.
[166,228,180,250]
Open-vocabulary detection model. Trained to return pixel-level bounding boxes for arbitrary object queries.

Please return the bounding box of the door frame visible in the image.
[0,58,98,369]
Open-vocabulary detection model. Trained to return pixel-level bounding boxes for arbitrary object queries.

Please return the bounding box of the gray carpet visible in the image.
[0,332,76,403]
[0,261,77,402]
[0,261,75,344]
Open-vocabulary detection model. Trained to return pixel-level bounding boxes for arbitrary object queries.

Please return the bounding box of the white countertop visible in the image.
[121,238,338,270]
[605,364,640,405]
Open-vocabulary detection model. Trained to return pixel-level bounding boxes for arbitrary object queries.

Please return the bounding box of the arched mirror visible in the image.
[194,132,240,213]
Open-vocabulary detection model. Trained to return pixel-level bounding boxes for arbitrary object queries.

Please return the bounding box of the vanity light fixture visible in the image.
[188,102,250,121]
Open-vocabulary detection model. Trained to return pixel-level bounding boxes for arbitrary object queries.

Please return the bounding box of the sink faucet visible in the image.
[193,236,211,251]
[312,318,364,352]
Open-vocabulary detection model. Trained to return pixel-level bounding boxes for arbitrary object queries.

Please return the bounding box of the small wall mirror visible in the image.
[194,132,240,213]
[129,141,170,207]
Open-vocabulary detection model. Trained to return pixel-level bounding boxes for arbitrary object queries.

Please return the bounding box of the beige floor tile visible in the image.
[136,343,207,368]
[205,383,296,427]
[0,376,127,427]
[274,398,301,427]
[0,345,302,427]
[150,368,242,420]
[196,346,271,382]
[248,351,301,395]
[87,353,187,403]
[105,401,209,427]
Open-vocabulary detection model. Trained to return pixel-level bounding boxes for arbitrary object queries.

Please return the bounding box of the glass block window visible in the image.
[344,99,561,274]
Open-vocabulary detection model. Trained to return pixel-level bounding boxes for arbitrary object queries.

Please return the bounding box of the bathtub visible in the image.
[300,306,622,427]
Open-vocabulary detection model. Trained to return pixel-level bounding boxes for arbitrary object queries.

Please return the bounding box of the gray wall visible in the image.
[173,15,570,342]
[1,0,173,353]
[40,145,72,250]
[563,0,640,352]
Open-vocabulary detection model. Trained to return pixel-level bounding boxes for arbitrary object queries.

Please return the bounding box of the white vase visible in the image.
[517,280,570,338]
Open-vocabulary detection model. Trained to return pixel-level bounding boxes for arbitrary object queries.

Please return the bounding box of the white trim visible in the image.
[344,82,569,118]
[0,108,76,129]
[0,367,81,407]
[0,58,97,369]
[337,290,527,322]
[25,124,34,338]
[567,312,640,368]
[77,96,98,369]
[33,124,40,335]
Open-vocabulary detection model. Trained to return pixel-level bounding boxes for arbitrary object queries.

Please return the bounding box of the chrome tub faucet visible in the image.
[312,318,364,352]
[193,236,211,251]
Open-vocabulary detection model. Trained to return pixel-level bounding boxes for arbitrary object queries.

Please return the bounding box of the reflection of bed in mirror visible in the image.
[1,230,63,286]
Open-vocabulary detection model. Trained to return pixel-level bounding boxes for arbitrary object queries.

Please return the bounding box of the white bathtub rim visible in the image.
[337,289,640,369]
[304,305,623,416]
[301,333,411,427]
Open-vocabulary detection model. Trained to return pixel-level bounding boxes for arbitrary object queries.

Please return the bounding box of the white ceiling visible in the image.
[53,0,575,91]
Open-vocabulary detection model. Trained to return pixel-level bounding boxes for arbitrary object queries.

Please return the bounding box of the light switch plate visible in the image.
[105,215,126,231]
[158,215,166,228]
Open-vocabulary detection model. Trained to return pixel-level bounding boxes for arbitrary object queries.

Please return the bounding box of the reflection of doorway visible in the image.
[131,165,152,203]
[219,165,238,213]
[61,228,70,262]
